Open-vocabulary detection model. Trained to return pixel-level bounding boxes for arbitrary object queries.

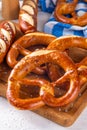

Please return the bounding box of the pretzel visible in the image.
[0,63,86,112]
[6,32,56,68]
[48,35,87,86]
[0,20,16,64]
[46,63,62,81]
[19,0,38,34]
[7,78,54,110]
[54,0,87,26]
[6,49,79,109]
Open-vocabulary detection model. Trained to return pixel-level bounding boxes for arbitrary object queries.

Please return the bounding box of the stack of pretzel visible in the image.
[0,0,87,112]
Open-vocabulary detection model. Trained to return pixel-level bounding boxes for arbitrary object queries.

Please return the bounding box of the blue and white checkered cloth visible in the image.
[39,0,87,37]
[39,0,56,13]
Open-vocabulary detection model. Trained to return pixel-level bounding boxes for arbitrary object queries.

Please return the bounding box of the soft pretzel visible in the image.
[54,0,87,26]
[19,0,38,33]
[46,63,62,81]
[0,20,16,63]
[7,49,79,109]
[48,35,87,86]
[6,32,56,68]
[48,35,87,51]
[7,78,53,110]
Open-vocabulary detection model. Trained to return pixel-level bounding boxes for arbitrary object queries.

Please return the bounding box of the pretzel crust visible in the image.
[19,0,38,33]
[48,35,87,86]
[6,32,56,68]
[7,50,79,109]
[54,0,87,26]
[0,20,16,63]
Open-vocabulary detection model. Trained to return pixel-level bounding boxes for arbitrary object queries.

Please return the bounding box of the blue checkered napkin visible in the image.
[42,1,87,37]
[39,0,56,13]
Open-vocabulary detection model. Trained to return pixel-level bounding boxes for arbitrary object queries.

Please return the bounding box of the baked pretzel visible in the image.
[54,0,87,26]
[0,20,16,63]
[48,35,87,51]
[46,63,62,81]
[48,35,87,86]
[19,0,38,33]
[7,49,79,109]
[7,78,53,110]
[6,32,56,68]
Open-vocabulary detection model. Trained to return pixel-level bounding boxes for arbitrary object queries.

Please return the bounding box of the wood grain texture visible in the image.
[33,88,87,126]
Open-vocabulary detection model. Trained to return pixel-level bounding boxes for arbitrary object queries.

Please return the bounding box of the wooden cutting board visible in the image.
[33,88,87,126]
[0,62,87,127]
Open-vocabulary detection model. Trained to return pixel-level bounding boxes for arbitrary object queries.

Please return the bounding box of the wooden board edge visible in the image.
[33,88,87,127]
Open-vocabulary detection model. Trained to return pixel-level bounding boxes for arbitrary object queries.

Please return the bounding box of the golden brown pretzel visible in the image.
[6,32,56,68]
[7,78,53,110]
[48,35,87,86]
[46,63,62,81]
[0,20,16,63]
[19,0,38,33]
[54,0,87,26]
[48,35,87,51]
[7,49,79,108]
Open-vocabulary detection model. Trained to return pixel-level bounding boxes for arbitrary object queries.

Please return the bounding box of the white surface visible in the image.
[0,97,87,130]
[0,1,87,130]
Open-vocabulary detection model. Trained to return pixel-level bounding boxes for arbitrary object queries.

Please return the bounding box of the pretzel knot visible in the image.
[7,50,79,109]
[54,0,87,26]
[6,32,56,75]
[48,35,87,86]
[6,32,56,68]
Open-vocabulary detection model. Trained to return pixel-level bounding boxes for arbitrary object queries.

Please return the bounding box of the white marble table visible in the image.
[0,1,87,130]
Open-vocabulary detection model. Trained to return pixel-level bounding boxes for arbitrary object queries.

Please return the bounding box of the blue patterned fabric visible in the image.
[39,0,56,13]
[39,0,87,37]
